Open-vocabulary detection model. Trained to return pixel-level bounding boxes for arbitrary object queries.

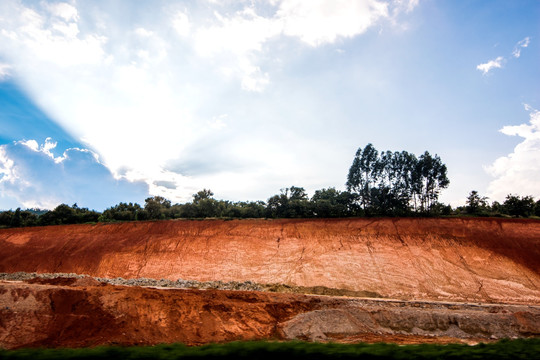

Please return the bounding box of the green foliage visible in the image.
[144,196,172,219]
[192,189,214,203]
[0,208,39,228]
[266,186,312,218]
[36,204,99,226]
[100,202,142,222]
[311,188,358,217]
[502,194,535,217]
[346,143,379,210]
[346,144,449,216]
[1,339,539,360]
[415,151,450,212]
[466,190,490,215]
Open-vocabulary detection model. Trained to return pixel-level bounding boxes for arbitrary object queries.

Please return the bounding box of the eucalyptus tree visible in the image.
[346,143,380,210]
[347,144,449,215]
[413,152,450,212]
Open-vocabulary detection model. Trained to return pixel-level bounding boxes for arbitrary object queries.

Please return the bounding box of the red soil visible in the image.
[1,218,539,304]
[2,279,539,349]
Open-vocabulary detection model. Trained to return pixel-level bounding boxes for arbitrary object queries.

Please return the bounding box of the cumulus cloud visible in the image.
[476,56,504,75]
[192,0,398,88]
[18,137,68,163]
[512,36,530,58]
[193,6,280,91]
[0,2,106,66]
[0,0,418,204]
[277,0,389,46]
[0,139,147,210]
[486,106,540,201]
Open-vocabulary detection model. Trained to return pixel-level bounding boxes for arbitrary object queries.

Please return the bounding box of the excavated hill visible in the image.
[2,278,539,349]
[0,217,539,304]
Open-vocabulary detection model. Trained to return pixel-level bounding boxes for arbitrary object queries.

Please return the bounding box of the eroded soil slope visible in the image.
[0,218,539,304]
[1,278,539,349]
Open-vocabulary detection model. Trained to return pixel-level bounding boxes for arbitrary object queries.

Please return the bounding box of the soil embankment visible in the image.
[1,278,539,349]
[1,218,539,304]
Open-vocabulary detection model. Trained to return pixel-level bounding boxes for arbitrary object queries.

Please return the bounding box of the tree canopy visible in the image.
[346,144,449,215]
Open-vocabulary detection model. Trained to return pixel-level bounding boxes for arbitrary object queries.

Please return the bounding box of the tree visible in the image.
[413,151,450,212]
[347,145,449,215]
[502,194,535,217]
[193,189,214,204]
[346,144,379,210]
[100,202,142,222]
[389,151,417,210]
[144,196,171,219]
[311,188,356,217]
[10,208,22,227]
[266,186,311,218]
[466,190,489,215]
[0,210,12,227]
[191,189,219,217]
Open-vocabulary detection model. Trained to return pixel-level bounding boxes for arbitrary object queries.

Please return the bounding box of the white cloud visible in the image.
[18,137,85,164]
[43,2,79,22]
[0,0,418,205]
[193,6,281,91]
[512,36,530,58]
[172,11,191,37]
[486,106,540,201]
[476,56,504,75]
[0,146,16,184]
[278,0,389,46]
[0,62,11,80]
[0,3,106,67]
[0,139,147,210]
[208,114,228,130]
[193,0,399,89]
[477,37,531,75]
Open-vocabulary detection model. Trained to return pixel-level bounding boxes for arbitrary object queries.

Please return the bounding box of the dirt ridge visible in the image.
[1,278,539,349]
[1,217,540,348]
[1,218,539,304]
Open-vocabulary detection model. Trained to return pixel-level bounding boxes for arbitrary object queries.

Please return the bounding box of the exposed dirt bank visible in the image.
[0,272,382,298]
[1,278,539,349]
[1,218,538,304]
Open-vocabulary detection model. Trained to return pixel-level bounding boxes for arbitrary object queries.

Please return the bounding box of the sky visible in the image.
[0,0,539,211]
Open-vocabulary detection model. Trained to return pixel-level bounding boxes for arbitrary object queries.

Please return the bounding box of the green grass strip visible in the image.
[1,339,539,360]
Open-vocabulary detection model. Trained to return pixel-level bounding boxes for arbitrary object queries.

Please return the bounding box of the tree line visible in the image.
[1,144,539,228]
[459,191,540,218]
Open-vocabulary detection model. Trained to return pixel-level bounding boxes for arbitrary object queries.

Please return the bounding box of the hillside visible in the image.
[1,218,539,304]
[2,277,539,349]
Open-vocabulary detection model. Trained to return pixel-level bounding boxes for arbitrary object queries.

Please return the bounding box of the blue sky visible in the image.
[0,0,539,211]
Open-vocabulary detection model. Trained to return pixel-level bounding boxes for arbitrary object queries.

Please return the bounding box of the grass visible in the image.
[1,339,539,360]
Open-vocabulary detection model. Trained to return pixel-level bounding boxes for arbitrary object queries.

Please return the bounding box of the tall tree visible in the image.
[346,143,379,209]
[347,145,449,215]
[414,151,450,212]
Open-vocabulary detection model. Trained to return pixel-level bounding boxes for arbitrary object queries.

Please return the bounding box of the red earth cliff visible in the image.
[1,278,539,349]
[0,218,539,304]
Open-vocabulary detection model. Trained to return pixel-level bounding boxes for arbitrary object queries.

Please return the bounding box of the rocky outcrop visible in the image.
[1,218,539,304]
[1,279,539,349]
